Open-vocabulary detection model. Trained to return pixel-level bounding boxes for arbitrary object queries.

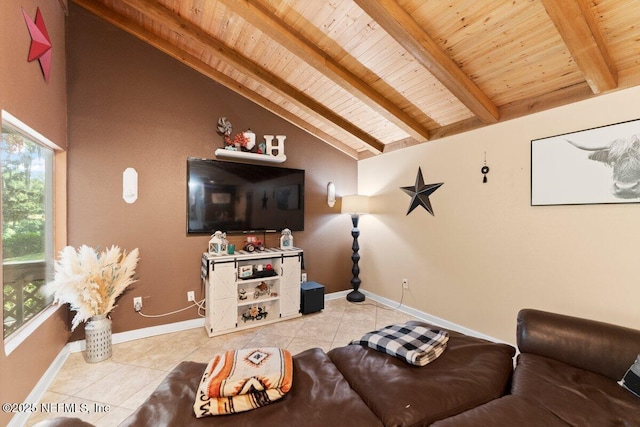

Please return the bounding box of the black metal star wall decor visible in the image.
[400,167,444,216]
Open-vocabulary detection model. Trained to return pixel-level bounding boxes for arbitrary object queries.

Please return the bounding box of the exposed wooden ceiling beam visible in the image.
[87,0,384,154]
[220,0,432,142]
[540,0,617,94]
[71,0,362,159]
[385,81,597,152]
[70,0,637,160]
[354,0,499,124]
[124,0,385,154]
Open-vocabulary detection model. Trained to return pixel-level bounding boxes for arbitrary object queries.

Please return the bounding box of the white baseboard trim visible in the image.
[67,317,206,353]
[324,290,350,300]
[325,290,500,342]
[8,345,71,427]
[361,290,504,343]
[12,318,205,426]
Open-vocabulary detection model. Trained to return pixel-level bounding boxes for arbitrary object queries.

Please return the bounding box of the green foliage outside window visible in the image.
[2,132,46,261]
[2,122,52,338]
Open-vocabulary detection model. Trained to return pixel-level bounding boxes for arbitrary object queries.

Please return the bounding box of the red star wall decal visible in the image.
[22,7,52,82]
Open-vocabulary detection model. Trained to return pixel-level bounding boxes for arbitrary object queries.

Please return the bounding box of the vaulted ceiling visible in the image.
[71,0,640,159]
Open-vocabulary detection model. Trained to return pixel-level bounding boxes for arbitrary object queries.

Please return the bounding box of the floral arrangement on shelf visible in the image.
[224,132,249,148]
[42,245,140,330]
[216,117,259,152]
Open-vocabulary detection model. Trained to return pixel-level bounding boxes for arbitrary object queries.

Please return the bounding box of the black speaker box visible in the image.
[300,281,324,314]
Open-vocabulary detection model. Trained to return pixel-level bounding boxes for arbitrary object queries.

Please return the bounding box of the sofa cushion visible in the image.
[121,348,383,427]
[512,353,640,426]
[328,323,515,426]
[430,395,570,427]
[517,308,640,381]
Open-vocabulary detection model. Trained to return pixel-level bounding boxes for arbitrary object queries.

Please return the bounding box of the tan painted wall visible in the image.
[66,4,357,338]
[359,85,640,344]
[0,1,69,424]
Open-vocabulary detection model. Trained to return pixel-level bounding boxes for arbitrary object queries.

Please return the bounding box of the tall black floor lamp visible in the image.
[341,195,370,302]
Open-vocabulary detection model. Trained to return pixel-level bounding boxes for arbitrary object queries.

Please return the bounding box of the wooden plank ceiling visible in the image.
[72,0,640,160]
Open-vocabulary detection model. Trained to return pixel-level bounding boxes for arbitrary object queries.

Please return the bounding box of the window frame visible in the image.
[2,110,64,355]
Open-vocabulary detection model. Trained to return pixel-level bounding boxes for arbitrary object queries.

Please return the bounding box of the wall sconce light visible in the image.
[327,182,336,207]
[123,167,138,204]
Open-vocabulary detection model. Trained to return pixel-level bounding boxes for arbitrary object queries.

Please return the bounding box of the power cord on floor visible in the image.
[136,299,206,318]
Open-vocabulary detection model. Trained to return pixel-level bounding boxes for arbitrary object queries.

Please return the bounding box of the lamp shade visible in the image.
[341,195,370,215]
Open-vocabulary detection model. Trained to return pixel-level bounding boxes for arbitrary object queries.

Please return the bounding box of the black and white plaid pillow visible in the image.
[619,354,640,398]
[350,323,449,366]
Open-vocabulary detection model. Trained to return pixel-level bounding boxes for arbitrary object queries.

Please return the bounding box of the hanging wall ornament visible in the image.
[481,152,490,183]
[400,167,444,216]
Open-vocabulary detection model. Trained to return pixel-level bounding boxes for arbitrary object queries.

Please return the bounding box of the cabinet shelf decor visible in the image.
[202,248,303,337]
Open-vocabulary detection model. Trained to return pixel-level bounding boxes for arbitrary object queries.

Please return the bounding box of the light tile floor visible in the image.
[27,298,416,426]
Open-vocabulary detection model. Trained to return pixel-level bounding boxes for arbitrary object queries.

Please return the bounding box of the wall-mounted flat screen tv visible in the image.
[187,158,305,234]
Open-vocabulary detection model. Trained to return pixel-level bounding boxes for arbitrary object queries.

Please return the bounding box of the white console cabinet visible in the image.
[203,248,302,337]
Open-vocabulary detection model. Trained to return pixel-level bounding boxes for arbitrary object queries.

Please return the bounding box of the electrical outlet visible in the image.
[187,291,195,302]
[133,297,142,312]
[301,273,308,283]
[402,278,409,289]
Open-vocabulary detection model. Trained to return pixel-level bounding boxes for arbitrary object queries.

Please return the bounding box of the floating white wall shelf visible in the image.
[214,148,286,163]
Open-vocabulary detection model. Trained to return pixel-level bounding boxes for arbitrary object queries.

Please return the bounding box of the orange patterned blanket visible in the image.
[194,347,293,417]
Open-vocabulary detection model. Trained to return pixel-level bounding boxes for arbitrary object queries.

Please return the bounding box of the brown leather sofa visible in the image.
[432,309,640,426]
[35,309,640,426]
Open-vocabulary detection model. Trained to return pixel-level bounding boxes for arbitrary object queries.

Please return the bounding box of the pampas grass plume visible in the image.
[42,245,139,330]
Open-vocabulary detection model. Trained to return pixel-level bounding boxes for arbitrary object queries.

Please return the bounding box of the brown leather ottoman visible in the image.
[120,347,383,427]
[328,322,515,426]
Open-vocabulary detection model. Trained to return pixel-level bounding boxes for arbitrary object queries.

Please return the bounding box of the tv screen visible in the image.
[187,158,305,234]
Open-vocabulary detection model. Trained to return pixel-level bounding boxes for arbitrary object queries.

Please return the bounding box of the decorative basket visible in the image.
[84,314,112,363]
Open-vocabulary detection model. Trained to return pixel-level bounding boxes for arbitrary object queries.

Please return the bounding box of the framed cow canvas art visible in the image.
[531,118,640,206]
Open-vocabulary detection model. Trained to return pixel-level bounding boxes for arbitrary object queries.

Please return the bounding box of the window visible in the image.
[2,113,55,339]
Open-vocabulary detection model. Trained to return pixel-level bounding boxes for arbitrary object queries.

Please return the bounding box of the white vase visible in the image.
[84,314,112,363]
